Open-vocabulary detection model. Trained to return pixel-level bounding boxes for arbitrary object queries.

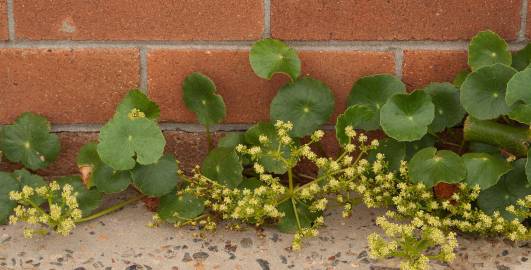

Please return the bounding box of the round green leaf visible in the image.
[182,72,226,126]
[506,68,531,106]
[56,176,102,216]
[132,154,179,197]
[115,89,160,120]
[217,132,246,148]
[409,147,466,188]
[270,78,335,137]
[335,105,374,145]
[463,153,511,189]
[380,91,435,142]
[97,116,165,171]
[478,159,531,219]
[76,142,100,168]
[0,172,19,224]
[405,134,436,160]
[13,169,47,205]
[423,83,466,133]
[158,191,204,223]
[512,44,531,71]
[0,112,60,170]
[460,64,516,120]
[245,122,290,174]
[508,103,531,124]
[468,142,502,156]
[468,30,511,71]
[277,199,318,233]
[347,74,406,130]
[453,69,470,88]
[249,39,301,81]
[201,147,243,188]
[368,138,406,171]
[92,165,131,194]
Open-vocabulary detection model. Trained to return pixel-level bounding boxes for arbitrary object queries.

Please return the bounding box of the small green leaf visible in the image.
[277,199,318,233]
[13,169,47,205]
[463,153,511,189]
[76,142,100,168]
[512,44,531,71]
[409,147,466,188]
[0,172,19,224]
[423,83,466,133]
[468,142,501,156]
[380,91,435,142]
[249,39,301,81]
[335,105,374,145]
[132,154,179,197]
[56,176,102,216]
[158,191,204,223]
[97,116,165,171]
[478,159,531,219]
[201,147,243,188]
[245,122,290,174]
[468,30,511,71]
[405,135,436,160]
[115,89,160,120]
[238,177,264,190]
[92,166,131,194]
[182,72,226,126]
[347,74,406,130]
[270,78,335,137]
[453,69,470,88]
[0,112,60,170]
[460,64,516,120]
[508,103,531,124]
[368,138,406,171]
[506,68,531,106]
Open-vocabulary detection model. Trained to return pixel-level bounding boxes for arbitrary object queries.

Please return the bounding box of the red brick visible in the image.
[0,49,139,124]
[402,50,468,89]
[272,0,521,41]
[0,0,7,40]
[148,49,395,124]
[14,0,263,41]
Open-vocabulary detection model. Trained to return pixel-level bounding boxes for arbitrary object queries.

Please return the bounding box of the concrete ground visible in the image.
[0,193,530,270]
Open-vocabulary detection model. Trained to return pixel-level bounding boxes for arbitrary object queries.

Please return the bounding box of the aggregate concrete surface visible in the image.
[0,195,530,270]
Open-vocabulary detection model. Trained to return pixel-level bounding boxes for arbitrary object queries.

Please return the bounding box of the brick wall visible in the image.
[0,0,528,175]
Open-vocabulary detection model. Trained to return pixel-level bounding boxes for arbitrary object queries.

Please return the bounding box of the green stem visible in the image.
[291,198,302,230]
[288,167,294,192]
[75,195,146,223]
[205,125,214,151]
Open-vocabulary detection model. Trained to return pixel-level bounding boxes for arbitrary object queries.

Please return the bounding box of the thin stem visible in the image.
[75,195,145,223]
[205,125,214,151]
[288,167,294,192]
[291,198,302,230]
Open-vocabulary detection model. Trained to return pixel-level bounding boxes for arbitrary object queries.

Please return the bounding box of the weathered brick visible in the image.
[0,48,139,124]
[0,0,7,40]
[271,0,521,41]
[148,49,395,123]
[402,50,468,89]
[14,0,263,41]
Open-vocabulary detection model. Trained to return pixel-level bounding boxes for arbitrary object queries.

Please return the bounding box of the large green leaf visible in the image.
[182,72,226,126]
[460,64,516,120]
[468,142,502,156]
[380,91,435,142]
[508,103,531,124]
[245,122,289,174]
[347,74,406,130]
[335,105,374,145]
[131,154,179,197]
[506,68,531,106]
[423,83,466,133]
[453,69,470,88]
[0,172,19,224]
[463,153,511,189]
[201,147,243,188]
[512,44,531,71]
[409,147,466,188]
[56,176,102,216]
[217,132,246,148]
[270,78,335,138]
[405,134,436,160]
[13,169,47,205]
[478,159,531,219]
[277,199,318,233]
[468,30,511,71]
[158,191,205,223]
[238,177,264,190]
[115,89,160,120]
[249,39,301,81]
[0,112,60,170]
[97,116,165,171]
[367,138,406,171]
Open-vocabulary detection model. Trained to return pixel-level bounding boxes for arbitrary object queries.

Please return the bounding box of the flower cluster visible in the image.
[8,182,82,238]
